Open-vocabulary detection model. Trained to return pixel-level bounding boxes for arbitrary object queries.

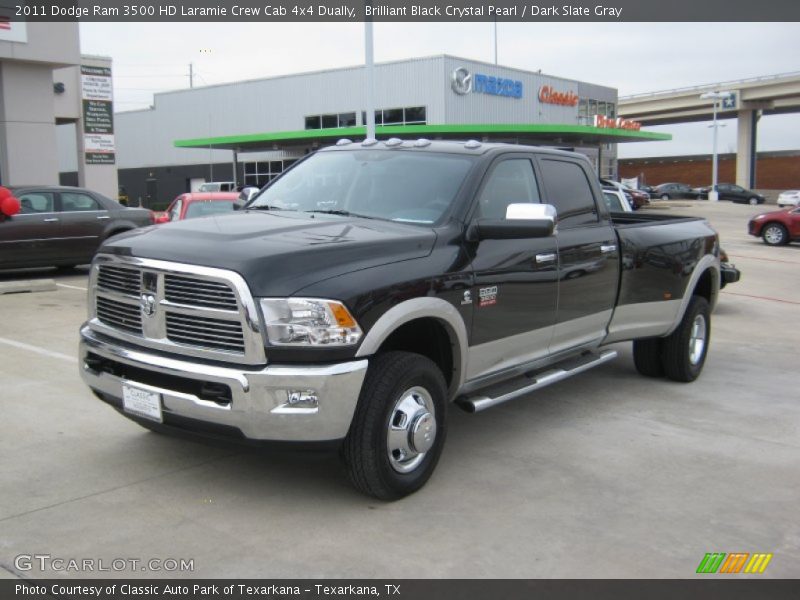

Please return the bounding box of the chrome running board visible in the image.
[457,349,618,413]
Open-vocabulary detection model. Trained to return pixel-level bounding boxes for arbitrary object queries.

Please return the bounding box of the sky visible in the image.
[79,21,800,159]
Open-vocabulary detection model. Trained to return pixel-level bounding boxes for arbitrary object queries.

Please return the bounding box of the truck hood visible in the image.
[102,211,437,296]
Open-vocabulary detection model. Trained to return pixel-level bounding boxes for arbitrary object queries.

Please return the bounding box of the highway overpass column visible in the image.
[736,109,758,189]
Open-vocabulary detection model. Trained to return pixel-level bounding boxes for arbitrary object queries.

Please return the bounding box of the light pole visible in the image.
[700,90,732,202]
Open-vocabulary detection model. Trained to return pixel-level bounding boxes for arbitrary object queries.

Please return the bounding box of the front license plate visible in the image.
[122,382,163,423]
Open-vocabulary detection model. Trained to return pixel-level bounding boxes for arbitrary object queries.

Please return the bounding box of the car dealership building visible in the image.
[58,55,668,208]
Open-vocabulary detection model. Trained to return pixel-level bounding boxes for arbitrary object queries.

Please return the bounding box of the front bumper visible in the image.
[79,325,368,442]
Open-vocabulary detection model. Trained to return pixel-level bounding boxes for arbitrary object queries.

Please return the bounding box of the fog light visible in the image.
[271,390,319,415]
[287,390,318,408]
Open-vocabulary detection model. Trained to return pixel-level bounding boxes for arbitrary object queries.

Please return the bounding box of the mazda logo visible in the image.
[451,67,472,95]
[140,293,156,317]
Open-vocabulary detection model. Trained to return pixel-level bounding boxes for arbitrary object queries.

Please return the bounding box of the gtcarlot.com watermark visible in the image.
[14,554,194,573]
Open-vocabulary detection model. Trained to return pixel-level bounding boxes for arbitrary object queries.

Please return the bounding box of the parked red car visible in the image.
[153,192,241,224]
[748,206,800,246]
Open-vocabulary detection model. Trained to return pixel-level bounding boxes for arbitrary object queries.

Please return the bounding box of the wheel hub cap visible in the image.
[410,412,436,454]
[765,227,782,244]
[689,315,707,365]
[386,386,437,474]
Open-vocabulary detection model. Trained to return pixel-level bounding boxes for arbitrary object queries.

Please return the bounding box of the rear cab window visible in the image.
[537,158,600,228]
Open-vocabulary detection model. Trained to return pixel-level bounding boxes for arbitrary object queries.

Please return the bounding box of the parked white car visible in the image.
[602,187,633,212]
[777,190,800,207]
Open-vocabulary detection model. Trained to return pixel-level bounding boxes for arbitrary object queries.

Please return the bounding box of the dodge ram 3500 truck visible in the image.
[79,140,721,500]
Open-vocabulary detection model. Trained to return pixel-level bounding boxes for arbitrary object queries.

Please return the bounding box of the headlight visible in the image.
[259,298,363,346]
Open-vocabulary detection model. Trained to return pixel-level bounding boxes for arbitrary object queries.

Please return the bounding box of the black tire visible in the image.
[660,194,670,201]
[662,296,710,382]
[762,223,788,246]
[748,197,759,205]
[342,351,447,501]
[633,338,665,377]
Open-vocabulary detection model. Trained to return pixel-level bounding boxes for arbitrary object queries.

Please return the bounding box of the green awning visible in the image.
[175,123,670,151]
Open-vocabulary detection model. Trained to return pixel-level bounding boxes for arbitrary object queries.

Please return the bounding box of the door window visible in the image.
[476,159,540,219]
[539,159,598,228]
[169,198,184,221]
[61,192,101,212]
[18,192,55,214]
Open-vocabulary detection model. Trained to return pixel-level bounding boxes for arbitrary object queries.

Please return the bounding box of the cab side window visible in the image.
[539,159,598,228]
[18,192,55,214]
[61,192,102,212]
[477,159,540,220]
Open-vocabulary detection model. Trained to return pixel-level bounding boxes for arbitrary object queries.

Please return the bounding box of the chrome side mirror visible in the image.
[505,203,557,222]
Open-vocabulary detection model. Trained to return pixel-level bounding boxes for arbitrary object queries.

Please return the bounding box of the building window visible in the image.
[382,108,404,125]
[361,106,427,127]
[404,106,426,124]
[321,114,338,129]
[577,98,616,125]
[304,112,359,130]
[243,159,293,188]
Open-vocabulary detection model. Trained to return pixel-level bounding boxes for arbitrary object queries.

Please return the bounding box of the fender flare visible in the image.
[665,253,720,336]
[355,297,469,398]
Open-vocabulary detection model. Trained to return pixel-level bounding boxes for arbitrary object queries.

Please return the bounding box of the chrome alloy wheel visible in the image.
[386,386,437,474]
[689,314,707,366]
[764,225,785,245]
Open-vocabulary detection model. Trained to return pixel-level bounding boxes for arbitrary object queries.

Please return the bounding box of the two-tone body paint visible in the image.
[99,143,719,400]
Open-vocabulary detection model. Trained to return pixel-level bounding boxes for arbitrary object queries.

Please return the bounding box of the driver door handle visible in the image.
[43,218,60,223]
[536,253,557,264]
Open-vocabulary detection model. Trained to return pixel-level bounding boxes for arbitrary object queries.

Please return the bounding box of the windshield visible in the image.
[248,150,474,225]
[184,200,236,219]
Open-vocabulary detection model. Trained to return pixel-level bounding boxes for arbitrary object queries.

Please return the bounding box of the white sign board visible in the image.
[81,66,115,164]
[0,20,27,44]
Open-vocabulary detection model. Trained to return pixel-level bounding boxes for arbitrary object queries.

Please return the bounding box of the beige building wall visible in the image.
[0,23,116,197]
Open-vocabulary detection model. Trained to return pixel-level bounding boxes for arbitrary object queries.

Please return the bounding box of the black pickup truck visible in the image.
[79,140,721,500]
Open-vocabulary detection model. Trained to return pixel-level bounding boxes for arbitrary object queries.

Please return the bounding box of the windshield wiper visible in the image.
[247,205,290,211]
[306,209,374,219]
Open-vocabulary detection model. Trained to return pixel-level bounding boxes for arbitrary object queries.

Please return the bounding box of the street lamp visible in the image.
[700,90,732,202]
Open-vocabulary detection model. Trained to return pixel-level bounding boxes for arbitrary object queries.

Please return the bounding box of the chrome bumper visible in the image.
[79,325,368,442]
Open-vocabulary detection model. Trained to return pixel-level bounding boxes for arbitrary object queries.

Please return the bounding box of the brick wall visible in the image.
[619,152,800,191]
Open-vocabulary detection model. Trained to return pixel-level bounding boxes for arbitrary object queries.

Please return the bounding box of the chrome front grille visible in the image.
[166,313,245,353]
[164,274,238,310]
[96,296,142,334]
[97,265,140,295]
[90,256,265,365]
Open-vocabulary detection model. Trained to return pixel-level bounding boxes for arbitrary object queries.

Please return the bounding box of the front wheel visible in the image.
[748,197,759,205]
[762,223,788,246]
[661,194,670,201]
[342,351,447,501]
[662,296,710,382]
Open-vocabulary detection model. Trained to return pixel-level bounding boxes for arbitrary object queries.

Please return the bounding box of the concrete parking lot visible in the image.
[1,200,798,579]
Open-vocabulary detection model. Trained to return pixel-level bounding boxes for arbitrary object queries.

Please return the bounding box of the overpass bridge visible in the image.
[618,72,800,188]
